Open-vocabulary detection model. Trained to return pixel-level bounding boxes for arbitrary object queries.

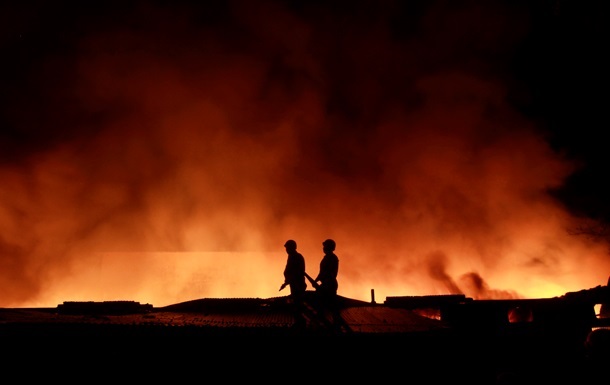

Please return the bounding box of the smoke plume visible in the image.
[1,1,608,307]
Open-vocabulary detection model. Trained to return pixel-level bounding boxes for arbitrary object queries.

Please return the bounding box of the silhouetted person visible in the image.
[315,239,339,295]
[314,238,346,331]
[280,239,307,328]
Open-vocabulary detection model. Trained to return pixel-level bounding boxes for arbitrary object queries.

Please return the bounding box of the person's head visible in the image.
[284,239,297,251]
[322,239,336,252]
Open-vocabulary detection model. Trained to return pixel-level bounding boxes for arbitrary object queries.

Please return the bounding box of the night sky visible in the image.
[1,0,609,307]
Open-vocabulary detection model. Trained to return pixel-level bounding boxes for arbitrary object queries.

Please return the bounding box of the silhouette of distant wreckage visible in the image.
[1,283,609,344]
[57,300,153,315]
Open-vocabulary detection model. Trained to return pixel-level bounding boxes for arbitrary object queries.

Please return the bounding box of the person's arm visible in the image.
[315,257,326,282]
[280,256,291,290]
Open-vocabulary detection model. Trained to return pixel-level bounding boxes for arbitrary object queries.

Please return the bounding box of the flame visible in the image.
[1,1,609,308]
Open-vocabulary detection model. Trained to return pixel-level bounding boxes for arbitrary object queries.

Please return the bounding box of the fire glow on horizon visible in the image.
[1,1,610,308]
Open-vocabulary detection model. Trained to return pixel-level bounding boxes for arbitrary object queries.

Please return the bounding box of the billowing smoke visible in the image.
[1,1,609,307]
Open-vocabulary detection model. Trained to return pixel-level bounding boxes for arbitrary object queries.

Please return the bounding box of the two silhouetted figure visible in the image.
[280,238,346,332]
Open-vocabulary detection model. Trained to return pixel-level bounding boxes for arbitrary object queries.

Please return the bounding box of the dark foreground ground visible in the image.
[2,291,609,384]
[2,321,609,384]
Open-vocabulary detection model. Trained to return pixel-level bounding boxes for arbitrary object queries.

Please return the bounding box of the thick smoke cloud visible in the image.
[1,1,609,307]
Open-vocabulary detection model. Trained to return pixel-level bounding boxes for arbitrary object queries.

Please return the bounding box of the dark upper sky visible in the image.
[1,0,607,222]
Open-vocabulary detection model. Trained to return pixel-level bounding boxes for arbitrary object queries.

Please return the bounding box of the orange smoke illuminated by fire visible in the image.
[1,1,609,308]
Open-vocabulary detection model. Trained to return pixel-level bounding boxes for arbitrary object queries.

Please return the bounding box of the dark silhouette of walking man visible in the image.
[314,239,339,297]
[314,238,345,330]
[280,239,307,328]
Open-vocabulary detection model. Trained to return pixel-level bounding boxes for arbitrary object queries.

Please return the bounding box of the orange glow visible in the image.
[1,2,609,308]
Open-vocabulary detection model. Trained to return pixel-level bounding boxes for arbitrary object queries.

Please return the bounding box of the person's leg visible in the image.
[291,291,306,328]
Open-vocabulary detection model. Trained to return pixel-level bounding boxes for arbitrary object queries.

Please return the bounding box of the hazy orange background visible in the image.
[1,1,609,308]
